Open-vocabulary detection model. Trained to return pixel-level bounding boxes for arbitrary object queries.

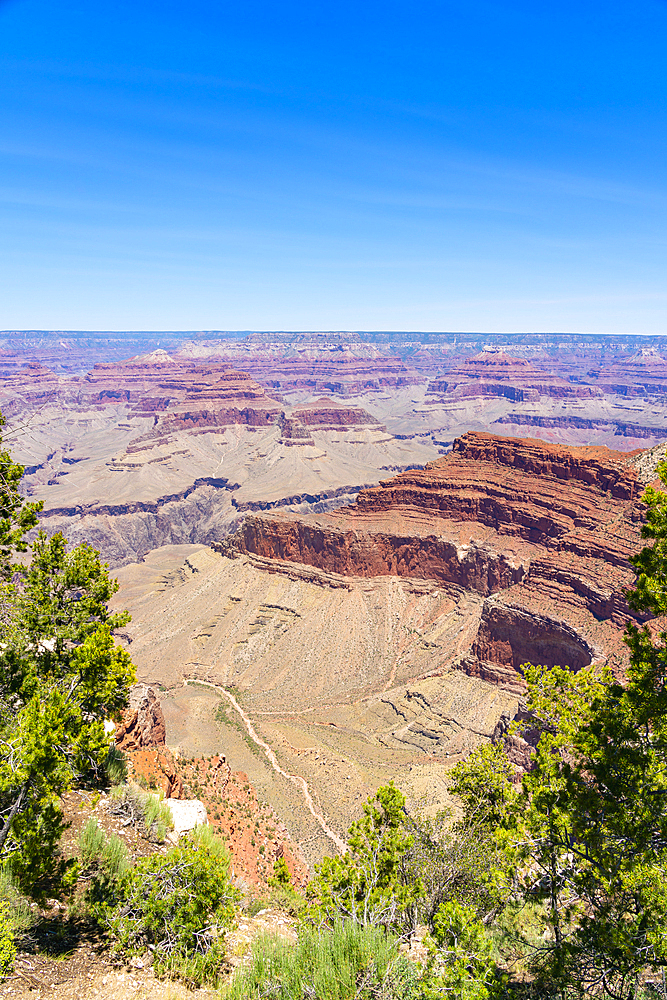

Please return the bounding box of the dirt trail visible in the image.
[183,679,348,854]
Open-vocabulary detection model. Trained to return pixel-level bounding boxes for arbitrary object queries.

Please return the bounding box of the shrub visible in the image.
[79,817,130,878]
[103,834,240,985]
[0,902,15,981]
[104,745,128,786]
[307,783,421,932]
[225,921,421,1000]
[187,822,229,861]
[0,871,33,938]
[0,872,31,981]
[79,816,106,868]
[422,900,504,1000]
[107,784,172,843]
[269,856,292,889]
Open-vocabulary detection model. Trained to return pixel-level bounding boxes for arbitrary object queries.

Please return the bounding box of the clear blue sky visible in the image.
[1,0,666,332]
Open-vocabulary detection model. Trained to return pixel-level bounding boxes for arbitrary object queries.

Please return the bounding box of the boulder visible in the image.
[165,798,208,835]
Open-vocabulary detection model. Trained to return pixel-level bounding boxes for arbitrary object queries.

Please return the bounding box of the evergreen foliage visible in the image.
[0,902,16,981]
[0,412,41,578]
[0,415,136,897]
[307,782,422,931]
[423,899,504,1000]
[102,833,240,984]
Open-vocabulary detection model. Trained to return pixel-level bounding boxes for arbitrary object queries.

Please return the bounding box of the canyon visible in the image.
[109,430,657,863]
[3,329,667,870]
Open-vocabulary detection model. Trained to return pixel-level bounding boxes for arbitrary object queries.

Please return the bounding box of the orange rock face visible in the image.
[115,683,167,750]
[224,432,650,689]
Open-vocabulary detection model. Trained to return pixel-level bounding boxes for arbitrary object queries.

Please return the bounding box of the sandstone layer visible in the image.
[224,432,649,690]
[115,683,167,750]
[428,350,602,401]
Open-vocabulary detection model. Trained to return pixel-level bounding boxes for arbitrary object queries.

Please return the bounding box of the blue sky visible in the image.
[1,0,666,332]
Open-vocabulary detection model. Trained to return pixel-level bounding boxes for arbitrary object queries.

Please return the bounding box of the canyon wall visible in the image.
[231,516,526,594]
[225,432,648,688]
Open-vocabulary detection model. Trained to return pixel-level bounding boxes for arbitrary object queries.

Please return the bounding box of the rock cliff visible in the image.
[115,683,167,749]
[3,357,435,567]
[224,432,648,688]
[427,350,602,401]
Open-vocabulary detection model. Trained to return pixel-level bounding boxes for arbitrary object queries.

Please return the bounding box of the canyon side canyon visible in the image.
[3,329,667,870]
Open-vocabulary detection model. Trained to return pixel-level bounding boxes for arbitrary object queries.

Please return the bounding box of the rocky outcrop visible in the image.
[165,798,208,834]
[229,516,527,594]
[472,600,598,672]
[229,432,642,579]
[115,683,166,749]
[291,399,382,429]
[457,599,601,692]
[224,432,648,686]
[82,362,284,438]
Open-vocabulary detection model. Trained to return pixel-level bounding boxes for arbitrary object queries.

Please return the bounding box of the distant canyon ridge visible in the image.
[3,330,667,566]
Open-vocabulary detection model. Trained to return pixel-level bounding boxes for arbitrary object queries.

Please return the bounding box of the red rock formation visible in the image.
[224,432,649,688]
[84,357,282,426]
[79,360,384,437]
[291,398,382,429]
[130,747,185,798]
[0,361,67,417]
[115,683,167,750]
[276,398,382,444]
[494,413,667,442]
[230,515,527,594]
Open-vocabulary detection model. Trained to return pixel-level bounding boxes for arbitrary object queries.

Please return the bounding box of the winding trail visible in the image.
[184,678,348,854]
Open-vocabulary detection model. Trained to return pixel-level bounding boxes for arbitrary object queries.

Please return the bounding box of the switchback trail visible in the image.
[183,678,348,854]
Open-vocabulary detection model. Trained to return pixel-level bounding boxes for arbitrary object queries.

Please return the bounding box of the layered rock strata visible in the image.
[587,348,667,398]
[3,355,432,566]
[115,683,167,749]
[427,350,602,401]
[175,333,421,395]
[224,432,648,689]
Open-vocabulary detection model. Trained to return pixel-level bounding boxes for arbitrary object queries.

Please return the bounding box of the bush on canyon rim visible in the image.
[102,832,240,985]
[307,782,422,932]
[0,413,136,897]
[226,921,421,1000]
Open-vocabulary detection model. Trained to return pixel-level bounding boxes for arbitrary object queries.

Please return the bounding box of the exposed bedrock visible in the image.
[115,683,167,750]
[227,517,525,594]
[473,601,597,672]
[228,432,642,585]
[225,432,649,684]
[39,482,243,567]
